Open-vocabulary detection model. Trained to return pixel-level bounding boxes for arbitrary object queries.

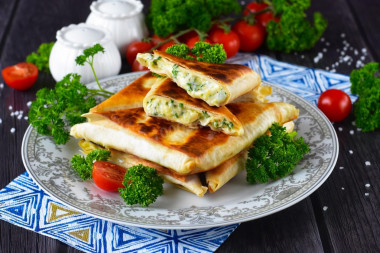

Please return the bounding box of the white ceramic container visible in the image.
[49,23,121,84]
[86,0,148,55]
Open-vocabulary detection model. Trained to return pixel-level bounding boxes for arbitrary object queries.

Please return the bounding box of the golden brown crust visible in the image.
[154,50,255,86]
[90,72,157,113]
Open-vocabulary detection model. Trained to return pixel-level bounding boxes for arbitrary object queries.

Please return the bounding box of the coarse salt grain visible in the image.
[365,161,371,166]
[0,83,4,89]
[27,101,32,107]
[321,37,325,42]
[17,114,22,120]
[9,105,13,111]
[24,116,28,121]
[339,166,344,170]
[326,42,330,46]
[10,128,15,133]
[323,206,328,211]
[362,48,367,53]
[343,56,351,62]
[357,128,362,132]
[365,183,370,188]
[341,33,346,38]
[10,112,15,117]
[349,130,354,135]
[365,193,369,197]
[14,111,19,116]
[341,187,345,190]
[338,127,343,131]
[0,118,2,124]
[354,50,359,55]
[349,150,353,154]
[352,121,356,126]
[323,48,327,53]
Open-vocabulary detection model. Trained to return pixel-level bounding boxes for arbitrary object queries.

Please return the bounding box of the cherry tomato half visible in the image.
[2,62,38,91]
[232,20,265,52]
[92,161,126,192]
[318,89,352,122]
[209,28,240,58]
[126,40,154,65]
[131,59,148,72]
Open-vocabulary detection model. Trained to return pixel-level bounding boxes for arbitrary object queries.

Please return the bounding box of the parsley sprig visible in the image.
[29,44,114,145]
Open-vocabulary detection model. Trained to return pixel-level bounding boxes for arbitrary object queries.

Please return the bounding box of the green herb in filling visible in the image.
[172,64,179,78]
[202,111,210,119]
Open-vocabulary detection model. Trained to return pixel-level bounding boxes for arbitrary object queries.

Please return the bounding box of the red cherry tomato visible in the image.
[178,30,198,43]
[92,161,126,192]
[131,59,148,72]
[209,28,240,58]
[2,62,38,91]
[158,41,177,52]
[126,40,154,65]
[186,36,211,49]
[257,12,280,28]
[232,20,265,52]
[318,89,352,122]
[152,34,171,46]
[243,2,268,16]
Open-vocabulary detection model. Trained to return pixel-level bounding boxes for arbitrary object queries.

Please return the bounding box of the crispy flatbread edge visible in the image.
[205,121,296,193]
[78,140,208,197]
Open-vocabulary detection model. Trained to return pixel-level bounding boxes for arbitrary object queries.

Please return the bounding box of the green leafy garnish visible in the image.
[29,44,114,145]
[119,164,164,207]
[350,62,380,132]
[71,149,111,180]
[26,42,54,74]
[266,0,327,52]
[166,42,227,64]
[246,123,310,184]
[146,0,241,38]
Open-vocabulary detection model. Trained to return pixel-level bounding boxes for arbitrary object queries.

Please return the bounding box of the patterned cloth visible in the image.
[0,54,354,253]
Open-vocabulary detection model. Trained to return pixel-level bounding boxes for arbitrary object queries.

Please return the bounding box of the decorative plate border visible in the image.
[22,72,338,229]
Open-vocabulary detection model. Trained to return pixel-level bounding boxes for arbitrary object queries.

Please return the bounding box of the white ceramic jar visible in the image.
[86,0,148,55]
[49,23,121,84]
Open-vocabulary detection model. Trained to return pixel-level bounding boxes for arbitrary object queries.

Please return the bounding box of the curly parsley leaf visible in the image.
[246,123,310,184]
[266,0,327,52]
[165,42,227,64]
[119,164,164,207]
[26,42,54,74]
[350,62,380,132]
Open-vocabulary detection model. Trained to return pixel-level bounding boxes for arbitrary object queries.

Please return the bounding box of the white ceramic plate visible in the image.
[22,72,338,229]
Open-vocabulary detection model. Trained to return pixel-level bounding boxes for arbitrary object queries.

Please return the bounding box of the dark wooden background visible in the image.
[0,0,379,252]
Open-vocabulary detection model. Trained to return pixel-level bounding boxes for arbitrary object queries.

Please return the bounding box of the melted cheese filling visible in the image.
[139,54,228,106]
[145,97,235,134]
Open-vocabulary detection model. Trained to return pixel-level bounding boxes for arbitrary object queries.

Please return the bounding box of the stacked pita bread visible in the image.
[70,52,299,196]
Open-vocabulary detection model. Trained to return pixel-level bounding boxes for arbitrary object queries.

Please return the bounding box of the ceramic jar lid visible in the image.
[89,0,143,19]
[56,23,112,48]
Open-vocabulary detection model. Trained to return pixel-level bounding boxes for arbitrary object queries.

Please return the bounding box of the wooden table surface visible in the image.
[0,0,379,252]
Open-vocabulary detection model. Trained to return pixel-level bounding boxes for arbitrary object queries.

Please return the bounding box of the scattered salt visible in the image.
[341,187,345,190]
[339,166,344,170]
[343,56,351,62]
[0,83,3,89]
[360,56,365,61]
[325,67,330,70]
[10,112,15,117]
[365,193,369,197]
[354,50,359,55]
[321,37,325,42]
[0,118,2,124]
[326,42,330,46]
[365,183,370,188]
[10,128,15,133]
[331,69,336,73]
[14,111,19,116]
[323,48,327,53]
[24,116,28,121]
[301,55,305,59]
[27,101,32,107]
[352,121,356,126]
[349,150,353,154]
[349,130,354,135]
[362,48,367,53]
[9,105,13,111]
[365,161,371,166]
[17,114,22,120]
[323,206,328,211]
[357,128,362,132]
[336,49,340,52]
[341,33,346,38]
